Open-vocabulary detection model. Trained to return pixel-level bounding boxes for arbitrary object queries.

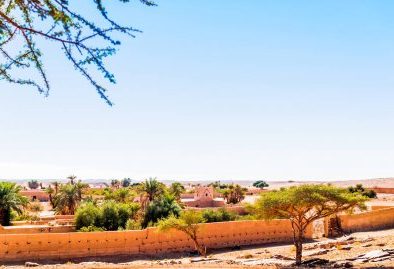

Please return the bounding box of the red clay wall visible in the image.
[0,220,312,263]
[368,187,394,194]
[339,207,394,233]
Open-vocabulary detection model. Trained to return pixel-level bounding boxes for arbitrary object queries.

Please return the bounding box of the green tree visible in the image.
[45,185,55,207]
[75,181,89,201]
[28,180,39,190]
[75,202,100,230]
[169,182,185,201]
[221,184,245,204]
[252,184,367,265]
[141,177,165,202]
[121,178,132,188]
[54,183,81,215]
[75,201,140,231]
[0,1,155,105]
[142,194,181,228]
[105,188,135,203]
[67,175,77,185]
[202,208,236,223]
[0,182,29,225]
[158,210,206,256]
[253,180,269,189]
[348,184,377,199]
[110,179,121,189]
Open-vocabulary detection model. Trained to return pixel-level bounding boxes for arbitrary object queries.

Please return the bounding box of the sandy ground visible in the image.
[4,228,394,268]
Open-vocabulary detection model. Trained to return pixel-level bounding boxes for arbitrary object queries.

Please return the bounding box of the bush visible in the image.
[99,201,120,231]
[201,208,236,223]
[79,225,105,232]
[28,202,43,212]
[75,202,100,230]
[13,212,40,221]
[126,219,142,230]
[142,194,181,228]
[75,201,141,231]
[348,184,377,199]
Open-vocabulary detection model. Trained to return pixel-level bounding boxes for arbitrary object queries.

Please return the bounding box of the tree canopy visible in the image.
[251,184,367,265]
[0,182,29,225]
[158,210,206,256]
[0,0,155,105]
[252,180,269,189]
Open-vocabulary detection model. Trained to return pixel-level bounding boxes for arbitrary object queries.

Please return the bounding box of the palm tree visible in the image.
[221,184,245,204]
[75,181,88,201]
[169,182,185,201]
[45,185,55,208]
[52,181,60,194]
[141,178,164,202]
[67,175,77,185]
[0,182,29,225]
[142,193,181,228]
[54,184,80,215]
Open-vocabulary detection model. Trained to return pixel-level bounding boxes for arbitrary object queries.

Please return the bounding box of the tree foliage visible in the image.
[158,210,206,256]
[28,179,39,189]
[251,184,367,265]
[348,184,377,199]
[221,184,246,204]
[169,182,185,201]
[75,200,140,231]
[0,0,155,105]
[141,177,165,202]
[121,178,132,188]
[201,208,236,223]
[142,193,181,228]
[252,180,269,189]
[0,182,29,225]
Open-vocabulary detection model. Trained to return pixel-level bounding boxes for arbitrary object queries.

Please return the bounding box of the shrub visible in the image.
[13,212,40,221]
[126,219,142,230]
[201,208,236,223]
[99,201,119,231]
[28,202,43,212]
[79,225,105,232]
[142,194,181,228]
[348,184,377,199]
[75,201,140,231]
[75,202,100,230]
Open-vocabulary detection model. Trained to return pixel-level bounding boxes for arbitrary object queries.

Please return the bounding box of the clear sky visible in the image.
[1,0,394,181]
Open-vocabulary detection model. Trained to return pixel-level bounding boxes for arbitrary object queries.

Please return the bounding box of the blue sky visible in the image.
[1,0,394,181]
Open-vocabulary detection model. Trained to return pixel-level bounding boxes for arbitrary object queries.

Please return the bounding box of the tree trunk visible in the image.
[0,208,10,226]
[295,239,302,265]
[295,228,304,265]
[193,238,206,257]
[0,209,4,226]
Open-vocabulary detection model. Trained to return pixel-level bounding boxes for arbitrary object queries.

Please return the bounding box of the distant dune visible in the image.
[266,178,394,190]
[3,177,394,189]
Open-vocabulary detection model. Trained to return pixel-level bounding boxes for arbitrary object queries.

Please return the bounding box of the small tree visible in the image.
[54,183,81,215]
[28,180,39,190]
[221,184,245,204]
[252,184,367,265]
[142,194,181,228]
[121,178,132,188]
[158,210,206,256]
[253,180,269,189]
[111,179,121,189]
[169,182,185,201]
[67,175,77,185]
